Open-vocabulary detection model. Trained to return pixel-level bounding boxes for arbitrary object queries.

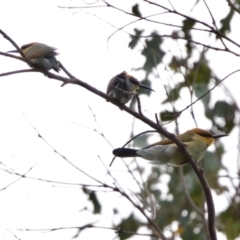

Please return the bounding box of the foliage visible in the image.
[112,1,239,239]
[0,1,239,240]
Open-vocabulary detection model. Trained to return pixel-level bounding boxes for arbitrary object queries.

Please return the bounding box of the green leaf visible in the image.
[217,200,240,240]
[139,78,153,96]
[117,213,140,240]
[132,4,142,17]
[141,31,165,74]
[169,56,187,72]
[182,18,196,55]
[187,56,211,85]
[219,8,234,34]
[203,151,220,172]
[194,83,210,107]
[89,191,101,214]
[214,101,235,119]
[162,86,181,103]
[133,133,149,148]
[160,110,181,121]
[203,152,227,193]
[129,29,144,49]
[182,18,196,36]
[213,101,235,132]
[82,188,101,214]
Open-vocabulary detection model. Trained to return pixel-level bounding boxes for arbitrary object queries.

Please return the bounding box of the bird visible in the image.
[112,128,228,167]
[107,71,154,104]
[8,42,60,72]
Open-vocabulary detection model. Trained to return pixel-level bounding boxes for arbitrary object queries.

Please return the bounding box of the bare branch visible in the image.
[109,130,157,167]
[58,61,76,79]
[0,29,33,66]
[7,229,21,240]
[18,224,158,238]
[135,34,240,57]
[202,0,228,49]
[0,28,231,240]
[58,5,107,9]
[0,165,35,191]
[0,69,38,77]
[143,0,240,49]
[23,113,107,186]
[23,114,165,239]
[0,51,26,62]
[99,155,166,239]
[0,30,23,57]
[225,0,240,14]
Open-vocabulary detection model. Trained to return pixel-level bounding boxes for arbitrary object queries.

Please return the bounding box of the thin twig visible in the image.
[179,69,240,115]
[23,113,105,186]
[0,69,37,77]
[7,229,21,240]
[0,29,33,66]
[202,0,227,49]
[136,34,240,57]
[0,51,26,62]
[98,155,165,239]
[143,0,240,49]
[59,61,76,79]
[0,165,36,191]
[225,0,240,14]
[23,115,165,239]
[18,224,158,238]
[58,5,107,9]
[0,29,230,240]
[109,130,157,167]
[136,94,143,116]
[178,167,210,239]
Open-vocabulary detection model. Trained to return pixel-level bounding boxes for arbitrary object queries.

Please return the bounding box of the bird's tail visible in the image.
[113,148,138,157]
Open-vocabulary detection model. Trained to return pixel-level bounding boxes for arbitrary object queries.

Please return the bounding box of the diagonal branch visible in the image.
[0,165,36,191]
[0,29,221,240]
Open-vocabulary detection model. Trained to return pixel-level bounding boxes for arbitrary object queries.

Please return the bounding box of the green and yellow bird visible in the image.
[9,42,60,72]
[113,128,227,166]
[107,71,154,104]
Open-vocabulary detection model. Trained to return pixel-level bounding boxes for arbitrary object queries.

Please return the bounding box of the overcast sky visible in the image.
[0,1,239,240]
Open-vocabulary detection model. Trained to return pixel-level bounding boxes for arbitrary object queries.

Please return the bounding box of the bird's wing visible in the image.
[144,138,174,148]
[137,144,178,165]
[25,43,57,59]
[107,75,126,93]
[138,141,194,166]
[144,132,194,148]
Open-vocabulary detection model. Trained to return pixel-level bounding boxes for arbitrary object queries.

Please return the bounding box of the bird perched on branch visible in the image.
[107,71,154,104]
[9,42,60,72]
[112,128,227,167]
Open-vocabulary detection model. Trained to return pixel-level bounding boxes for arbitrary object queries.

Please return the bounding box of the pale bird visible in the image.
[9,42,60,72]
[113,128,228,166]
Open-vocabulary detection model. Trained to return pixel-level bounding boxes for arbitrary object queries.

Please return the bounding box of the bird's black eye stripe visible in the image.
[197,133,212,138]
[129,78,139,85]
[21,43,32,50]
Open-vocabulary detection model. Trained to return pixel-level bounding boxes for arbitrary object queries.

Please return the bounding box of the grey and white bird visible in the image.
[112,128,228,167]
[9,42,60,72]
[107,71,154,104]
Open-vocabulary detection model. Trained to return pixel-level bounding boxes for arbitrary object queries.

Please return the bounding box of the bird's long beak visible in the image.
[139,84,155,92]
[212,133,228,139]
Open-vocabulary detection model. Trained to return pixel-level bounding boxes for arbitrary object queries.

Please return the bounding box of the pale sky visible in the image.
[0,1,239,240]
